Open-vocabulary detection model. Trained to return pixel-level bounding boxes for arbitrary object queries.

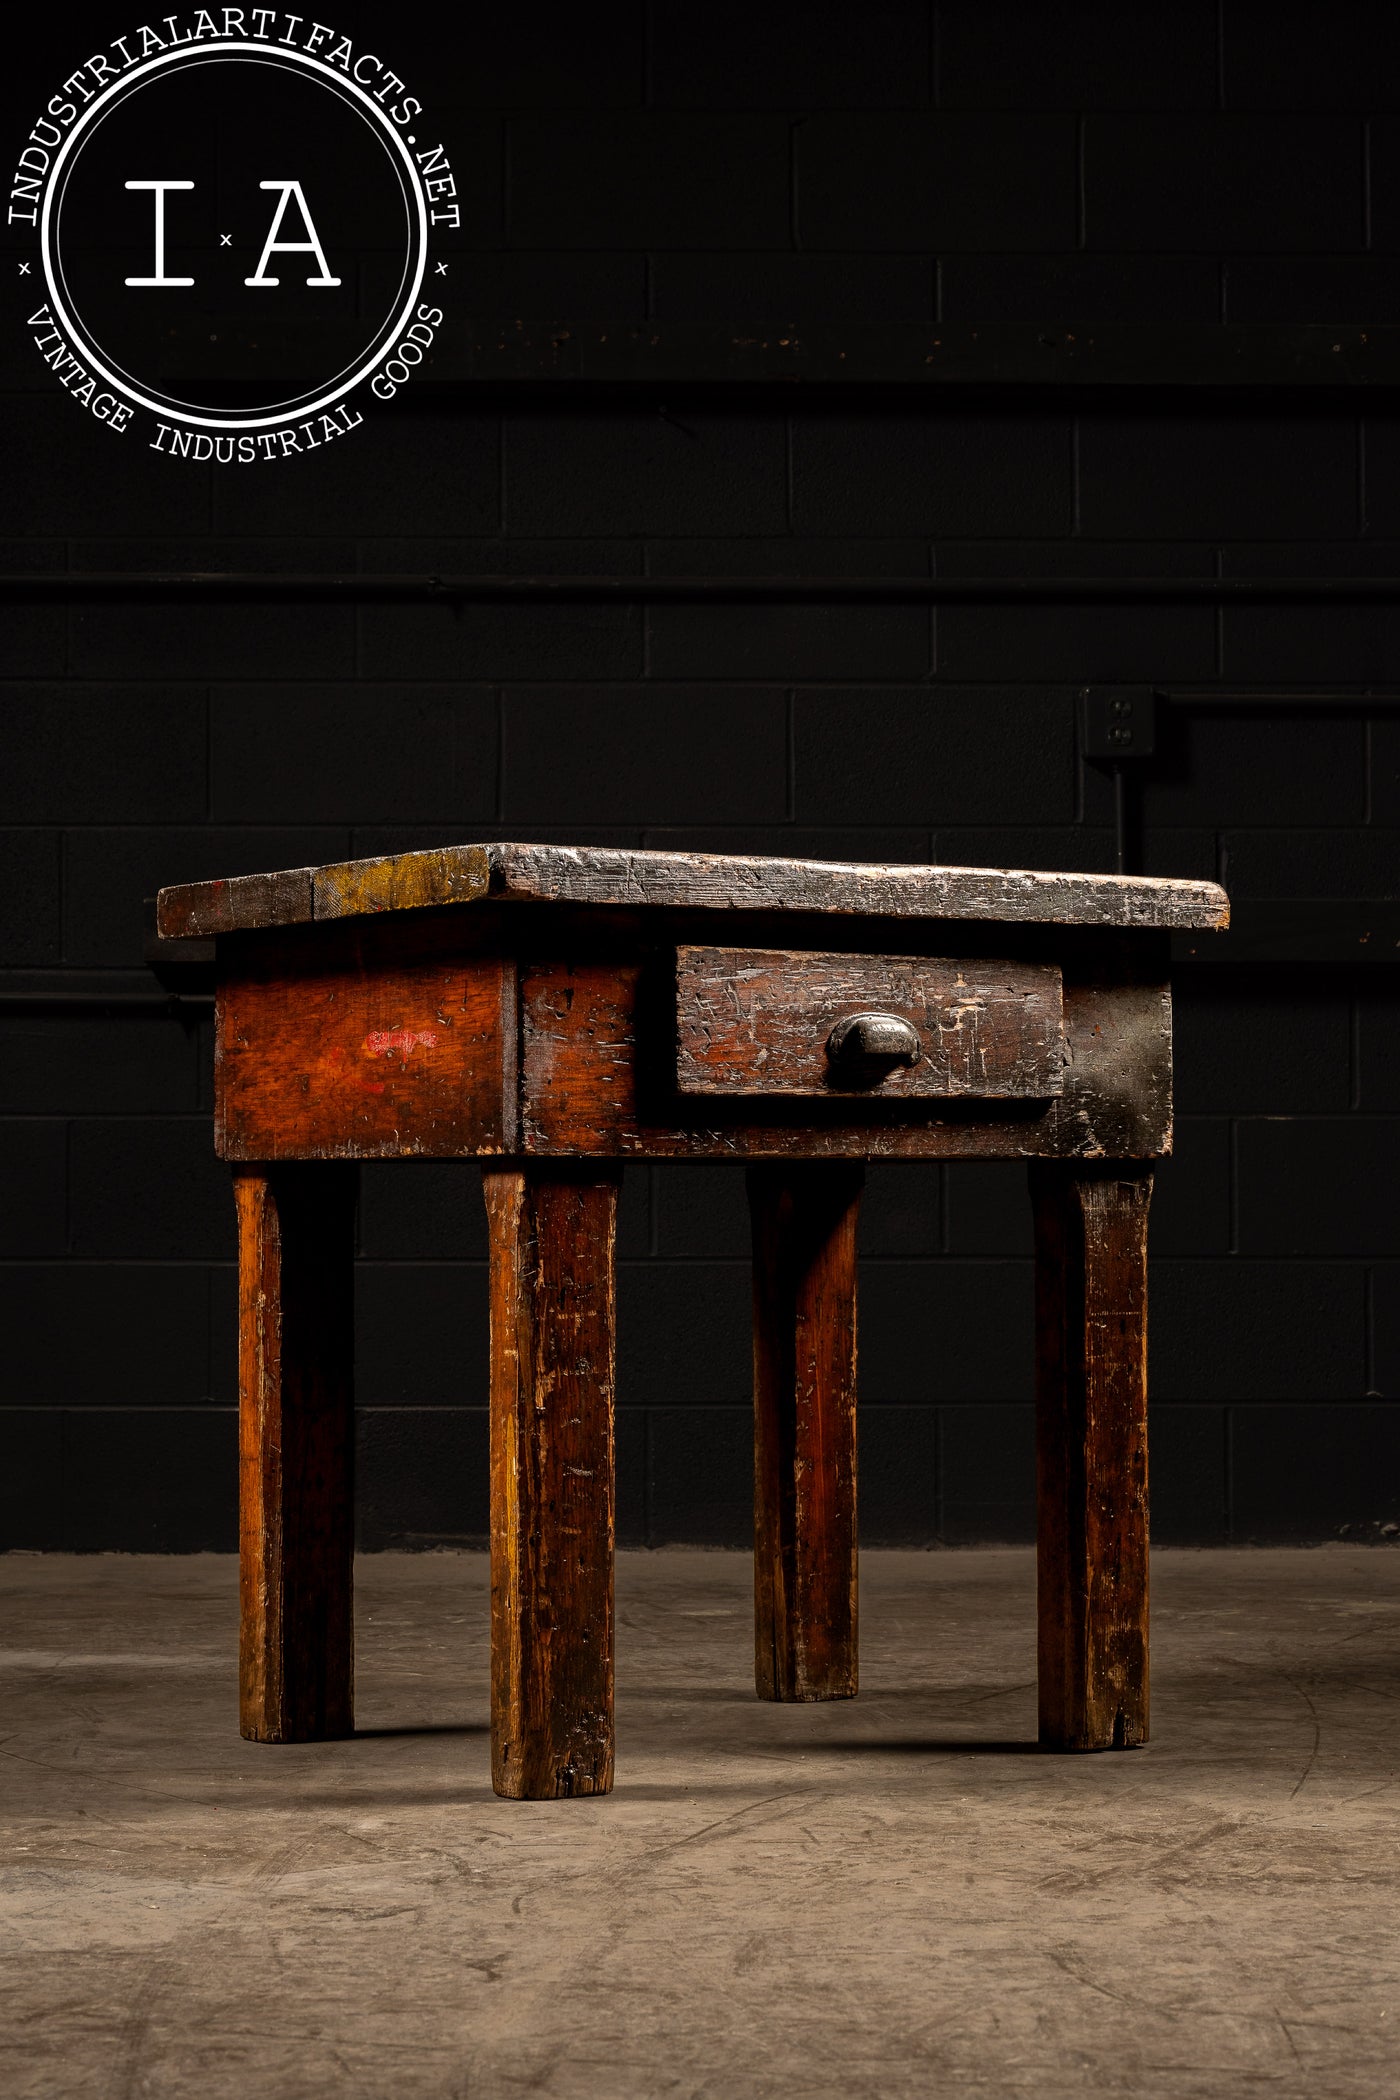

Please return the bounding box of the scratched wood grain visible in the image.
[160,864,313,937]
[750,1163,863,1702]
[485,1166,620,1800]
[235,1163,357,1744]
[522,954,1174,1161]
[1031,1162,1153,1752]
[677,945,1064,1099]
[157,840,1230,939]
[215,919,515,1161]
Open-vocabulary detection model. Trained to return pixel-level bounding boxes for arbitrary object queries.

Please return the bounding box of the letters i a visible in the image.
[124,179,340,287]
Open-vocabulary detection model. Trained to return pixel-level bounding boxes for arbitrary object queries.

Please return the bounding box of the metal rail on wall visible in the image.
[0,983,213,1016]
[5,573,1400,603]
[100,317,1400,389]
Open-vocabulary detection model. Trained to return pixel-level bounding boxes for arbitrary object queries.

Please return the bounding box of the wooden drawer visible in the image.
[675,945,1064,1099]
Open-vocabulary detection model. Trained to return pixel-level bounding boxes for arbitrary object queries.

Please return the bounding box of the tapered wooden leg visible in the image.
[484,1164,620,1799]
[1031,1162,1152,1752]
[748,1162,863,1702]
[234,1164,357,1744]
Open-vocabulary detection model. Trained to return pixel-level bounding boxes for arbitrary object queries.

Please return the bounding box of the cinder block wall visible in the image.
[4,2,1399,1549]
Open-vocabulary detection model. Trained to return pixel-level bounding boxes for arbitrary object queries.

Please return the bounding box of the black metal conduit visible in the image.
[4,571,1400,602]
[0,992,213,1014]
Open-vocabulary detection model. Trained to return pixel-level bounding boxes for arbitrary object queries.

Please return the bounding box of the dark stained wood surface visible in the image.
[484,1165,620,1800]
[677,946,1064,1099]
[235,1164,357,1744]
[750,1164,863,1702]
[522,955,1174,1161]
[208,917,1174,1164]
[158,841,1230,940]
[1031,1163,1152,1752]
[215,919,514,1161]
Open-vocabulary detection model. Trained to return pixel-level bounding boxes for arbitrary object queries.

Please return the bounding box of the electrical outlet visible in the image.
[1080,686,1157,760]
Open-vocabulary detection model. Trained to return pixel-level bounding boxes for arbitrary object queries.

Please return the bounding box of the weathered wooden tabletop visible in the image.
[157,840,1230,939]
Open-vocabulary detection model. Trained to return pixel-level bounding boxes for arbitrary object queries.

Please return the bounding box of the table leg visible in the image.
[1030,1162,1152,1751]
[483,1164,620,1799]
[748,1162,863,1702]
[234,1164,357,1743]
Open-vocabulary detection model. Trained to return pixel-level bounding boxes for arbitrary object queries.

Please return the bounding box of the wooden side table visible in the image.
[157,843,1228,1799]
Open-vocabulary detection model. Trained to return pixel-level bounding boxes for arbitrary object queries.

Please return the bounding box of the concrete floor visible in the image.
[2,1552,1399,2099]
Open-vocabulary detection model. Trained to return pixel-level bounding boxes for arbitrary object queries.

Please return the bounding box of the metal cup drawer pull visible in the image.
[826,1012,923,1071]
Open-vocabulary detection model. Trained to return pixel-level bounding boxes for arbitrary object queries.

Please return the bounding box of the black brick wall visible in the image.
[4,1,1399,1550]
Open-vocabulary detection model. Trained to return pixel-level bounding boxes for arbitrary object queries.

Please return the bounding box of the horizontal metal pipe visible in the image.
[0,993,213,1014]
[3,571,1400,603]
[1161,689,1400,709]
